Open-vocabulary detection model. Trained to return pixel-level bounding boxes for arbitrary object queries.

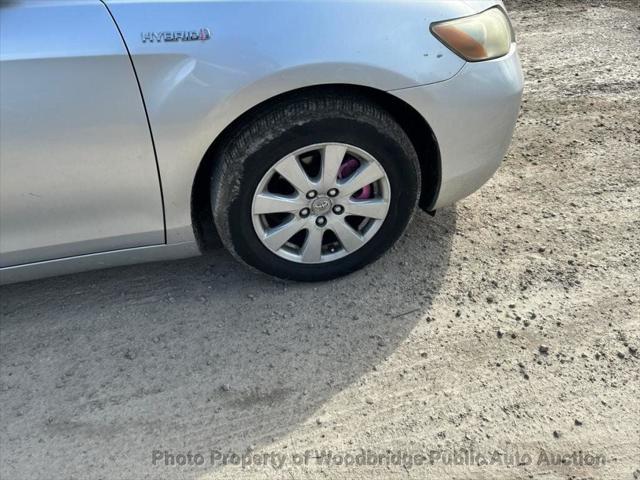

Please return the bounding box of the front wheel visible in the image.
[211,93,420,281]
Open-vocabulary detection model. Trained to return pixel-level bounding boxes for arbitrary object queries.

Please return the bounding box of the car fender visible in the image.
[104,0,472,244]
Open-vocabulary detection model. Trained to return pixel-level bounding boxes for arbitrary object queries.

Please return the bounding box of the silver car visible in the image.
[0,0,523,283]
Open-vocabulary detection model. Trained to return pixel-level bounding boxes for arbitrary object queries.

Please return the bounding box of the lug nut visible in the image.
[300,208,310,218]
[332,205,344,215]
[327,188,339,197]
[315,216,327,227]
[306,190,318,199]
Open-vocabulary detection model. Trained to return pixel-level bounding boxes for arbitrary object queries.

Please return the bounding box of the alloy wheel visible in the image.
[251,143,391,264]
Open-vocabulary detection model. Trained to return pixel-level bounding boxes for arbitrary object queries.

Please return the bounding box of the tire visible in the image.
[211,91,420,281]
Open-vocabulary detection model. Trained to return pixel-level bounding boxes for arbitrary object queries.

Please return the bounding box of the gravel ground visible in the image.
[1,1,639,479]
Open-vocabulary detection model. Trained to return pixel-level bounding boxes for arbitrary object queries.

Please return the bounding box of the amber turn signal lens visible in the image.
[431,7,514,62]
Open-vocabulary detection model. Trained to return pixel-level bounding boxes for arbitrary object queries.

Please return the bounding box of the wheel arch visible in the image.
[191,84,441,251]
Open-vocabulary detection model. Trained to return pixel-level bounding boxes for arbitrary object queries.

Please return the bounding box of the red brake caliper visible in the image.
[338,156,373,199]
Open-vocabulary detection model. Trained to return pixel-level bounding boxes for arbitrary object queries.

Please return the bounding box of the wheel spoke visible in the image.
[330,220,365,253]
[320,144,347,191]
[253,193,305,214]
[344,198,389,220]
[275,155,315,194]
[339,162,385,197]
[300,227,324,262]
[262,217,306,251]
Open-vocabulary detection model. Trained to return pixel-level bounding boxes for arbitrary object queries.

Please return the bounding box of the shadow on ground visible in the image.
[0,209,456,479]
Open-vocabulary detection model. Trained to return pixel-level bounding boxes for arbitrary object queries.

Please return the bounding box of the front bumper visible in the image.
[390,46,523,209]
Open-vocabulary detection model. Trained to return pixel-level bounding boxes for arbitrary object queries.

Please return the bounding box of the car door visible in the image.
[0,0,164,267]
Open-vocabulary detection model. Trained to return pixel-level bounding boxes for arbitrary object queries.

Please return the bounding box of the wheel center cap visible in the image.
[310,196,332,215]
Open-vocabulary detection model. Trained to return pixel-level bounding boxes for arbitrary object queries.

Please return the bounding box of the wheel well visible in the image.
[191,84,440,251]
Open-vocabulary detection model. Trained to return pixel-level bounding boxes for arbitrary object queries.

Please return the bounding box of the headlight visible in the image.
[431,7,515,62]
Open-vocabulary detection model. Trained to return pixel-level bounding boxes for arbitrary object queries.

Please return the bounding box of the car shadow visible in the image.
[0,208,456,479]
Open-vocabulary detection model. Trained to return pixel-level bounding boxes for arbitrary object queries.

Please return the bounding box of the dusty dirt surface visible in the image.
[1,1,639,479]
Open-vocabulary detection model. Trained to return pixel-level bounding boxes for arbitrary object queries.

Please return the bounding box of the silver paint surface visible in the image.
[0,0,164,267]
[103,0,472,244]
[0,0,522,283]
